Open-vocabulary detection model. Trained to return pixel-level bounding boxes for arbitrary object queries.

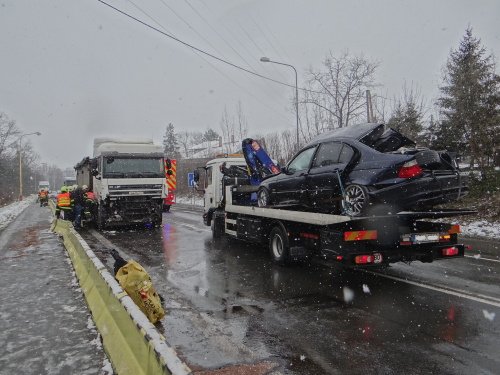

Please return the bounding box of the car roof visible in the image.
[306,122,385,147]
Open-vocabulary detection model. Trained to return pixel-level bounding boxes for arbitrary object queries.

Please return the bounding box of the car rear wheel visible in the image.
[269,225,289,264]
[343,184,370,216]
[257,187,271,207]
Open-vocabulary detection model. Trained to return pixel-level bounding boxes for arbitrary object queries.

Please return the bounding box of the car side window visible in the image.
[287,147,317,173]
[339,144,355,164]
[312,142,343,168]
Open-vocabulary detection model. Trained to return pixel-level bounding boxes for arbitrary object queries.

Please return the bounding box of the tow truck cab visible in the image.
[195,156,248,226]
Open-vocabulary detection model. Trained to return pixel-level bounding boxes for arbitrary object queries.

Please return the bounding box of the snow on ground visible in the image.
[449,219,500,240]
[0,196,36,230]
[176,195,204,206]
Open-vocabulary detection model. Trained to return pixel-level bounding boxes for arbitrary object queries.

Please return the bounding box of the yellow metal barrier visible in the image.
[51,216,191,375]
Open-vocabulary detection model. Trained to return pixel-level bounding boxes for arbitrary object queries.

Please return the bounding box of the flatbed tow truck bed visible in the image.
[210,186,476,267]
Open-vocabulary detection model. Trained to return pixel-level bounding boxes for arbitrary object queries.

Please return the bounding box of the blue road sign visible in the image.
[187,172,195,187]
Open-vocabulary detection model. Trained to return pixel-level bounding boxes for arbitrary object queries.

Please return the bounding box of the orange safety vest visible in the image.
[85,191,96,201]
[57,192,71,208]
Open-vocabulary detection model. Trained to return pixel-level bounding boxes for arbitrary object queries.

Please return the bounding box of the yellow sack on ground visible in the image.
[115,260,165,324]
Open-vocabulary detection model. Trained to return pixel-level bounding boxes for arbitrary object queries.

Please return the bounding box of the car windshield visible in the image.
[103,157,164,178]
[287,147,316,173]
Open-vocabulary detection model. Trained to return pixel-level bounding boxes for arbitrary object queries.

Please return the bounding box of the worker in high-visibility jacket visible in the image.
[55,186,73,220]
[82,185,97,223]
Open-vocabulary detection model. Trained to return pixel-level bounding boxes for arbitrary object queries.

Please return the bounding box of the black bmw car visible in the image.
[257,123,468,216]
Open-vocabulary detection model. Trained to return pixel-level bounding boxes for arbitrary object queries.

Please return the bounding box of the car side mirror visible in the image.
[281,166,288,174]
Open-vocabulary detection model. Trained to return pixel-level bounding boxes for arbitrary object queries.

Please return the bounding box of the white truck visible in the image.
[38,180,50,191]
[75,137,167,229]
[195,156,473,266]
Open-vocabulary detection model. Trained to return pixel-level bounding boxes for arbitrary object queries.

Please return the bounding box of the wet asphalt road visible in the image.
[81,205,500,374]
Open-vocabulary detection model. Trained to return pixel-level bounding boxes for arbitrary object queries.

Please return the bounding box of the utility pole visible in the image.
[366,90,375,122]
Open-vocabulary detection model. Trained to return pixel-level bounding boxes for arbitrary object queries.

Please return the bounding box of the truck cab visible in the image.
[76,138,167,229]
[196,157,249,226]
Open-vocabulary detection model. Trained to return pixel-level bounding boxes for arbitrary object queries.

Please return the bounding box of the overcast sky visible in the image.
[1,0,499,169]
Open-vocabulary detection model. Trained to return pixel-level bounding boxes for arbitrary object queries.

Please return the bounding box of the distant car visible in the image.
[257,123,468,216]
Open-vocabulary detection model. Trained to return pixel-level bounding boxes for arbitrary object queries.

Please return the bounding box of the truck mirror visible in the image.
[90,159,98,169]
[91,169,99,177]
[193,170,200,182]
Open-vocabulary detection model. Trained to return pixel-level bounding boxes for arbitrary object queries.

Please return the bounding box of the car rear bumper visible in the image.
[370,174,468,209]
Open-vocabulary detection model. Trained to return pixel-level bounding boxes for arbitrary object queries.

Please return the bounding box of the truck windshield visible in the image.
[103,157,164,178]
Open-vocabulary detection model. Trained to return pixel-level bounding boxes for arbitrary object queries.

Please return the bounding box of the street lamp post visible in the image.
[260,57,300,152]
[18,132,41,200]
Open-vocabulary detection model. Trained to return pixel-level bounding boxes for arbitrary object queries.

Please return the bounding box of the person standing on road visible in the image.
[55,186,72,220]
[70,185,85,229]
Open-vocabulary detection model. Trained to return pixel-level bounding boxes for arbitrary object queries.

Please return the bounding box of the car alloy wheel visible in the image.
[343,184,369,216]
[257,187,270,207]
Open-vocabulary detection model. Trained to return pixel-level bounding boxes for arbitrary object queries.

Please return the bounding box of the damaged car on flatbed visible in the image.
[257,122,468,216]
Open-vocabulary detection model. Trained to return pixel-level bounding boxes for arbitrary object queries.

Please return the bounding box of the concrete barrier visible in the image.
[50,202,192,375]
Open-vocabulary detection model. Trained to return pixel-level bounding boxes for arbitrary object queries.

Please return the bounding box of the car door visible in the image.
[268,146,317,206]
[306,142,355,212]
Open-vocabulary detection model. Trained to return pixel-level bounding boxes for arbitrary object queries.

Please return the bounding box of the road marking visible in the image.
[364,270,500,308]
[464,254,500,263]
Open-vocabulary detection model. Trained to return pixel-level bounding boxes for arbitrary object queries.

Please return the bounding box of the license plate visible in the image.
[410,233,440,243]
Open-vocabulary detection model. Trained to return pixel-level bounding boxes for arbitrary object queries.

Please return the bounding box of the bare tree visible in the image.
[0,112,20,158]
[303,51,379,129]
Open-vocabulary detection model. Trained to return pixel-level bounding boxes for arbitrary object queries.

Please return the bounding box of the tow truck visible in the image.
[193,144,474,267]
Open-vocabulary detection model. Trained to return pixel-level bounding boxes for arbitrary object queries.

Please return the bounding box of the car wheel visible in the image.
[257,187,271,207]
[343,184,370,216]
[269,225,289,265]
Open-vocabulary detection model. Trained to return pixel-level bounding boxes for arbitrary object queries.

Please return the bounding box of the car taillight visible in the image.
[398,160,423,178]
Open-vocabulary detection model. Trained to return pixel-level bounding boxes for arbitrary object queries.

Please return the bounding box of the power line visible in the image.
[96,0,326,96]
[119,0,295,123]
[98,0,300,90]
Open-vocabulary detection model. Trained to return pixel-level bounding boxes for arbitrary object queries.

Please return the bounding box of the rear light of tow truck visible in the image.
[354,253,383,264]
[441,247,459,257]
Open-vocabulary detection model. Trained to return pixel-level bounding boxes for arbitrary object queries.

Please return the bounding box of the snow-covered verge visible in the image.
[0,196,36,230]
[448,219,500,240]
[176,195,204,207]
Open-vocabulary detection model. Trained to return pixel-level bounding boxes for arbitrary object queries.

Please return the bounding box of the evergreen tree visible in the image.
[436,27,500,172]
[163,123,181,159]
[203,128,219,142]
[387,84,425,143]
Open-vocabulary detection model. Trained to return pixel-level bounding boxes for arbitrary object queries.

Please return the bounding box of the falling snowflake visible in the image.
[300,355,306,361]
[343,286,354,303]
[482,309,496,321]
[362,284,371,294]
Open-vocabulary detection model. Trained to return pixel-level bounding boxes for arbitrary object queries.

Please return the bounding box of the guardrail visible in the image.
[49,201,192,375]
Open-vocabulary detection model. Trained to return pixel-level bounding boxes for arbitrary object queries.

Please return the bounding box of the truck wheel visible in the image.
[211,215,224,239]
[343,184,370,217]
[97,205,106,231]
[257,187,271,207]
[269,225,289,265]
